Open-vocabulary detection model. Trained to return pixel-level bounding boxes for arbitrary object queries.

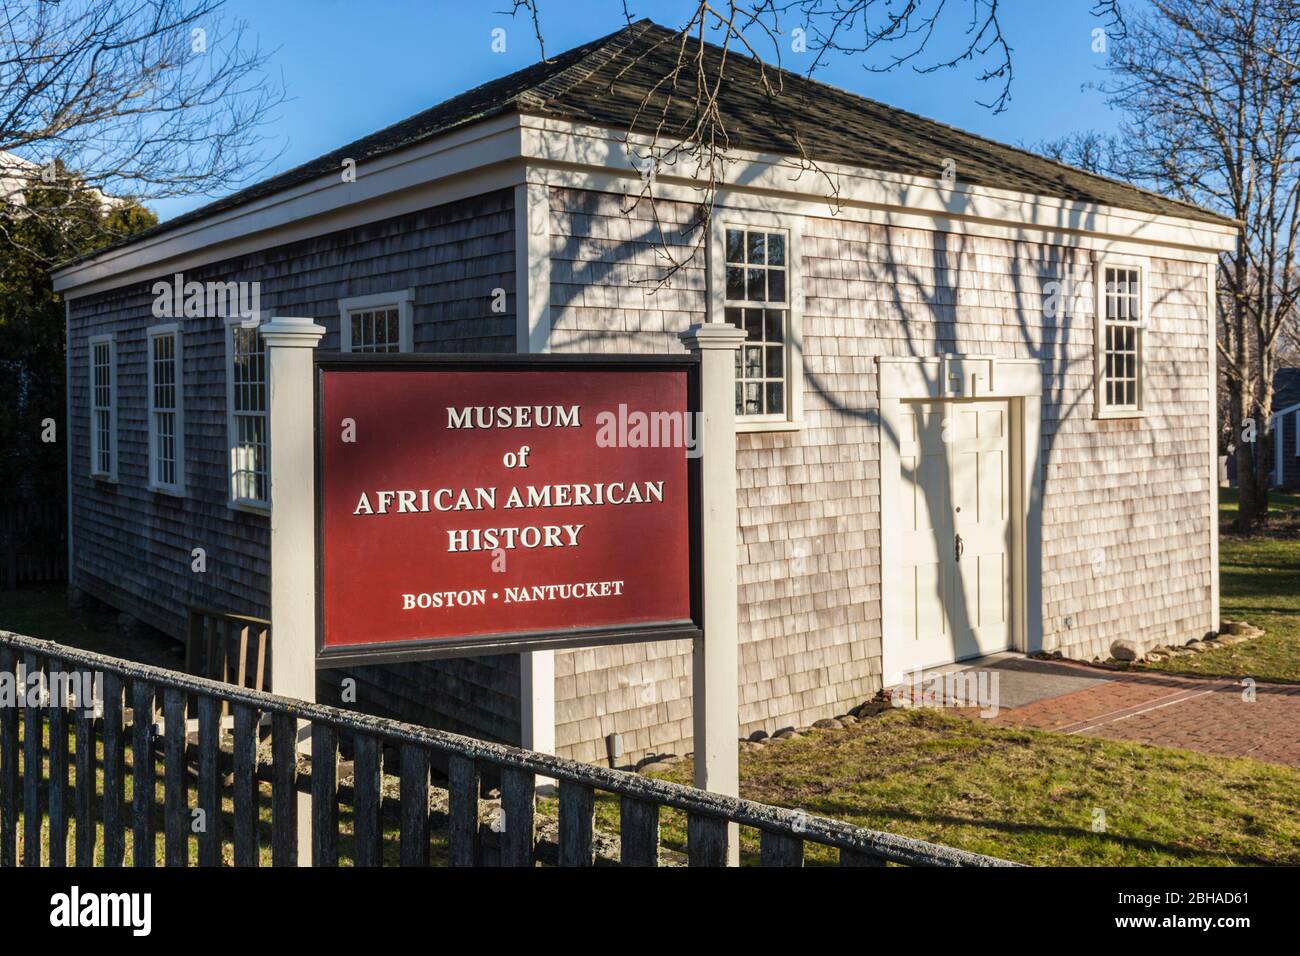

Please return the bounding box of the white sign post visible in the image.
[679,322,746,866]
[263,315,326,866]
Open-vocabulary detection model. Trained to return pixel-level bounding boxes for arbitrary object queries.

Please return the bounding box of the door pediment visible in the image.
[877,354,1042,401]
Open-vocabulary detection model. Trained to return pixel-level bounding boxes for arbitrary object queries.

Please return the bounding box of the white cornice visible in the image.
[54,111,1237,299]
[53,114,527,299]
[520,116,1238,258]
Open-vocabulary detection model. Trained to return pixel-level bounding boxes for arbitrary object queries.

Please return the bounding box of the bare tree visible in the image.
[1031,130,1124,177]
[0,0,284,266]
[1095,0,1300,530]
[503,2,1125,286]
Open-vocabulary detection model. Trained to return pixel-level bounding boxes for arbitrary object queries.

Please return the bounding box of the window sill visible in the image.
[228,499,271,516]
[1094,408,1146,421]
[149,484,187,498]
[736,418,802,434]
[90,472,117,484]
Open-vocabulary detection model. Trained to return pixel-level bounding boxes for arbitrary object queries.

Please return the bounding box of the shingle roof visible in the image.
[61,18,1236,267]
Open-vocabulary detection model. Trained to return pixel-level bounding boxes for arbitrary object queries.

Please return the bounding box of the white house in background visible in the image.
[50,20,1238,767]
[1,150,125,213]
[1271,369,1300,489]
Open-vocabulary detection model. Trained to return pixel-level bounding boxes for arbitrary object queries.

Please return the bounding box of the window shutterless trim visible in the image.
[225,320,271,512]
[1092,253,1149,420]
[87,333,117,481]
[338,289,414,353]
[146,322,186,496]
[710,212,803,430]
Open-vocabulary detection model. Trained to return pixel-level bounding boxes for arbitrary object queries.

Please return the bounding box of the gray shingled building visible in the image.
[54,20,1237,767]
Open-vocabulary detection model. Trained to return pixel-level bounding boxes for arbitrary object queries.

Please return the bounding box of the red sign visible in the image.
[316,357,699,663]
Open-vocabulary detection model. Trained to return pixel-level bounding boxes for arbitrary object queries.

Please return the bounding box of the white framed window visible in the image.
[338,289,414,353]
[711,215,803,430]
[1093,256,1148,419]
[226,322,269,510]
[88,333,117,480]
[147,323,185,495]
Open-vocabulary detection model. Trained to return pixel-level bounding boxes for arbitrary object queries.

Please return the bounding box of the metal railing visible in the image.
[0,630,1015,867]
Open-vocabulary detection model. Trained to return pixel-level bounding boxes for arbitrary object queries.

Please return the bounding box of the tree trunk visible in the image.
[1232,383,1270,532]
[1235,440,1266,532]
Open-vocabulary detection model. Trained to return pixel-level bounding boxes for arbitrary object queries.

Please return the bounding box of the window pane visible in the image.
[229,323,269,503]
[767,268,786,303]
[725,227,793,420]
[726,267,745,300]
[765,382,783,415]
[726,229,744,264]
[767,233,785,266]
[765,346,784,377]
[765,309,785,343]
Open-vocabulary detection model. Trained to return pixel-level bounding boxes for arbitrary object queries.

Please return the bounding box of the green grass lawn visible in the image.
[541,709,1300,866]
[1216,485,1300,524]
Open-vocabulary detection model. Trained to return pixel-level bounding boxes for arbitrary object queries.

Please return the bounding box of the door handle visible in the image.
[955,533,964,562]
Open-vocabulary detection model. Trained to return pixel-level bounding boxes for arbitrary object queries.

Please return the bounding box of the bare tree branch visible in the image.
[501,2,1129,293]
[0,0,285,265]
[502,0,547,61]
[1101,0,1300,527]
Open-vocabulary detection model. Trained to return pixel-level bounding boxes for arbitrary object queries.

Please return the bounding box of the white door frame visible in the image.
[878,354,1043,684]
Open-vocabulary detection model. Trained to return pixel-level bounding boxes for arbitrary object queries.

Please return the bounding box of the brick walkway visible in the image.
[978,662,1300,768]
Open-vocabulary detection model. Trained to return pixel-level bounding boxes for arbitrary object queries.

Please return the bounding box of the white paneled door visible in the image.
[895,399,1012,673]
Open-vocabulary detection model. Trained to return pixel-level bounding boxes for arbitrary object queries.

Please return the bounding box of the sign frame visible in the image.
[312,352,703,668]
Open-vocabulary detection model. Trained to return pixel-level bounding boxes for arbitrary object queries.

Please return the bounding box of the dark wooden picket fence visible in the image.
[1,500,65,589]
[184,608,272,696]
[0,630,1014,867]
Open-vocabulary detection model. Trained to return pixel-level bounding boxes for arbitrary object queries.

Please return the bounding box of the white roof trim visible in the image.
[53,113,526,298]
[1270,400,1300,422]
[521,116,1239,254]
[54,111,1238,298]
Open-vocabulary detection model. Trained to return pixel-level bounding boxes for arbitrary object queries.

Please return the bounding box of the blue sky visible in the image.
[153,0,1130,220]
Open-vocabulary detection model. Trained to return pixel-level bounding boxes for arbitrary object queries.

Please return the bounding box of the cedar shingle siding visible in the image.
[68,189,522,743]
[546,187,1214,765]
